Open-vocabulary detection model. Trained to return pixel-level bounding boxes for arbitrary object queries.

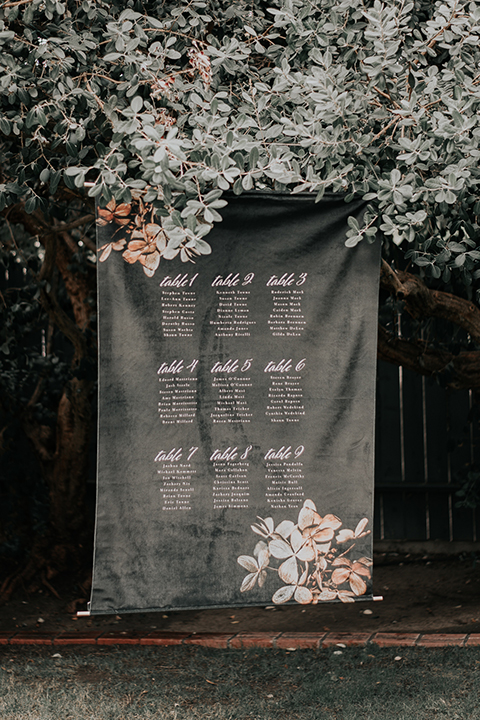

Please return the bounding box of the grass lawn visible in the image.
[1,644,479,719]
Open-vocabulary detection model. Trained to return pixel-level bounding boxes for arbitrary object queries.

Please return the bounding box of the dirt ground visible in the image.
[1,551,479,637]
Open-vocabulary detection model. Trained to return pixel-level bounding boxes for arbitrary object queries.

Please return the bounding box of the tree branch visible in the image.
[380,260,480,344]
[0,0,33,7]
[51,214,95,235]
[37,236,88,360]
[377,325,480,390]
[373,86,401,109]
[39,286,87,361]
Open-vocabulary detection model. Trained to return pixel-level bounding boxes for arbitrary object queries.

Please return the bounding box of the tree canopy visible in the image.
[1,0,480,592]
[2,0,480,380]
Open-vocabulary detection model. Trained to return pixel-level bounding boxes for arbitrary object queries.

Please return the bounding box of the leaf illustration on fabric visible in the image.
[237,541,269,592]
[272,583,313,605]
[237,500,372,605]
[122,224,167,277]
[98,237,127,262]
[336,517,371,543]
[331,556,372,596]
[96,196,211,276]
[251,516,295,540]
[96,199,133,227]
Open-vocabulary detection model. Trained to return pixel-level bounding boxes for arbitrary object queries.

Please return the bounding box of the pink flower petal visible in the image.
[350,574,367,596]
[278,556,299,585]
[272,585,296,604]
[332,568,350,586]
[99,244,112,262]
[319,514,342,531]
[269,537,293,560]
[237,555,258,573]
[294,586,313,604]
[354,517,369,536]
[240,573,258,593]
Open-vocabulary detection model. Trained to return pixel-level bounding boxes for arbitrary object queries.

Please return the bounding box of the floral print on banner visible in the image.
[97,195,210,277]
[238,499,372,604]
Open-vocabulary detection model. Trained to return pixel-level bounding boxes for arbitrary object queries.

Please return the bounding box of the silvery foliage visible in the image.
[1,0,479,291]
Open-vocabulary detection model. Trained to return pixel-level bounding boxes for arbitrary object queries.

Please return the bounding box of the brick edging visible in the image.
[1,631,479,648]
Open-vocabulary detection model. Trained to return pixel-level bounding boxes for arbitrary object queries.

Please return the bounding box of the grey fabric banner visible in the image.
[90,193,381,614]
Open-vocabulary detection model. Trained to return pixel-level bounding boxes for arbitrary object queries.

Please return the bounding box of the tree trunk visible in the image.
[0,204,96,603]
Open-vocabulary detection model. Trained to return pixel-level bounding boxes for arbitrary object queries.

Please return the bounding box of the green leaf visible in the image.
[0,118,11,135]
[63,174,77,190]
[66,142,78,158]
[88,183,103,197]
[451,109,463,128]
[345,235,361,248]
[171,210,183,227]
[24,196,37,214]
[25,109,36,129]
[50,171,61,195]
[249,146,259,169]
[242,174,253,191]
[233,178,243,195]
[74,172,86,188]
[130,96,143,114]
[204,189,223,203]
[36,109,48,126]
[194,239,212,254]
[101,184,113,203]
[390,169,402,184]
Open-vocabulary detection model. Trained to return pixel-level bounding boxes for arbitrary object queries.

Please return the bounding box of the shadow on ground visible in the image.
[1,552,479,637]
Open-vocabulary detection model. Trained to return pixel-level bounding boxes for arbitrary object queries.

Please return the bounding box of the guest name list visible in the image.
[154,270,311,512]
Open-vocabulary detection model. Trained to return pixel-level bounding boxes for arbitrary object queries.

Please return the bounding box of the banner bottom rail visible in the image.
[77,596,383,617]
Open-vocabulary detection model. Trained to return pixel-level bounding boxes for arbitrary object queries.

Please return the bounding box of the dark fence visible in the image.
[3,267,480,543]
[375,359,480,542]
